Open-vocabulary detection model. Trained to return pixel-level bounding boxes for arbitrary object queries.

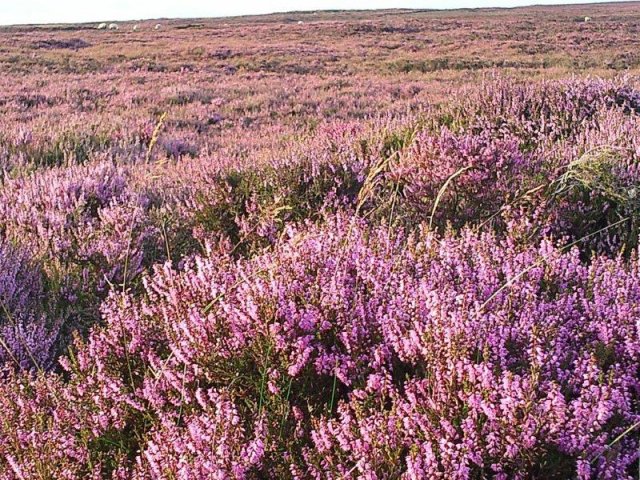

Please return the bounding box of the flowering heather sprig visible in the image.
[137,393,267,479]
[0,240,58,371]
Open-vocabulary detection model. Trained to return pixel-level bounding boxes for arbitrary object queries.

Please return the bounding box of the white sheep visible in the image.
[97,23,107,29]
[154,23,162,30]
[584,16,592,22]
[132,24,139,31]
[108,23,119,30]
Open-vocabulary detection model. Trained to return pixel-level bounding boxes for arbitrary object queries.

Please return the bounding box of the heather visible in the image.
[1,4,640,479]
[2,219,639,478]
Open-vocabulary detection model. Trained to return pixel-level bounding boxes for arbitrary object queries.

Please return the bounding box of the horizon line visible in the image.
[0,0,635,28]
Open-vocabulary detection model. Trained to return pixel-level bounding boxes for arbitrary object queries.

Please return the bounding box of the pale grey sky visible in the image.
[0,0,623,26]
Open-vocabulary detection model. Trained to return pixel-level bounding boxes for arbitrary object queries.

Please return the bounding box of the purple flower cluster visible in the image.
[0,240,57,370]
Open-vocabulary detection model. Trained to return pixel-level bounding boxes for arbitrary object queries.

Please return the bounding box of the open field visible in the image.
[0,3,639,479]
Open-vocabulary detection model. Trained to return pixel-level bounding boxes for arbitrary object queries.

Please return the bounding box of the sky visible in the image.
[0,0,623,26]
